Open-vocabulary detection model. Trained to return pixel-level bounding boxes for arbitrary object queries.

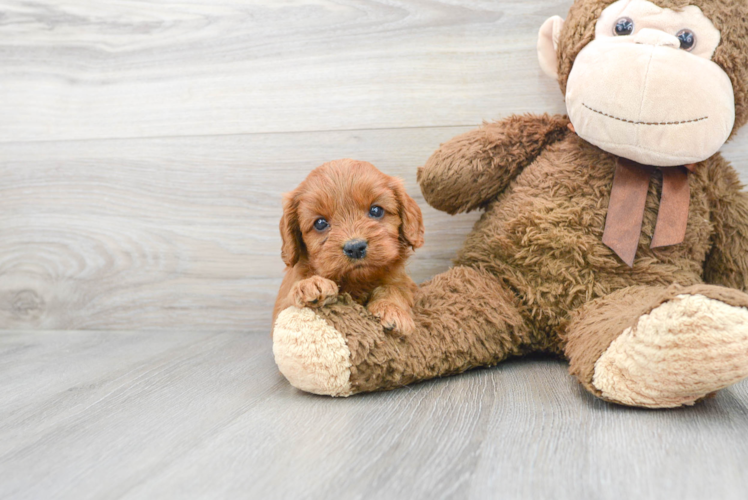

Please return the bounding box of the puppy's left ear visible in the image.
[279,190,305,266]
[393,179,425,249]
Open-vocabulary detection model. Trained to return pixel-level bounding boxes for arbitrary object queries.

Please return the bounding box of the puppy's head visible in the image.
[280,159,424,282]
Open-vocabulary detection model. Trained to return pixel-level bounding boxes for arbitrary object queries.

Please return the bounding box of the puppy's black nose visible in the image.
[343,239,368,260]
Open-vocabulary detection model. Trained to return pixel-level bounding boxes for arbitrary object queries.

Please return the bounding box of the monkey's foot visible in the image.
[273,306,354,397]
[272,294,397,397]
[592,293,748,408]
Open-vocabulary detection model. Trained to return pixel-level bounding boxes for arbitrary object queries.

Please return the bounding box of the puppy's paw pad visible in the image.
[291,277,339,308]
[368,302,415,336]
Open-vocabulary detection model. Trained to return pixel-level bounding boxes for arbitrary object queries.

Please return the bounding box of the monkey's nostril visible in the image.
[343,239,368,260]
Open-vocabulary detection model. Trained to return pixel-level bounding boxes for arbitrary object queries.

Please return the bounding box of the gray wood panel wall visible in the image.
[2,0,747,333]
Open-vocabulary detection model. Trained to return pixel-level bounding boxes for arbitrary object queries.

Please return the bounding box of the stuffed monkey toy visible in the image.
[273,0,748,408]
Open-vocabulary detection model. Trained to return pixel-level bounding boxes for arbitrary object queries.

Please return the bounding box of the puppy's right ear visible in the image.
[279,191,304,267]
[393,178,425,250]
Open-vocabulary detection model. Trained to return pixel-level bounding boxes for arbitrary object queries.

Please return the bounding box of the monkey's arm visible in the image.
[417,113,569,214]
[703,161,748,292]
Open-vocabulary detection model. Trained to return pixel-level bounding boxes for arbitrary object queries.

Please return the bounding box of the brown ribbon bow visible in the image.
[602,158,695,267]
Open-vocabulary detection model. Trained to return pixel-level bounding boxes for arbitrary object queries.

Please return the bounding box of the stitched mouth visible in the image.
[583,104,708,126]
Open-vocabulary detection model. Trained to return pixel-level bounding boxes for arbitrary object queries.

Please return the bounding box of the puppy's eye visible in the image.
[313,218,329,231]
[614,17,634,36]
[368,205,385,219]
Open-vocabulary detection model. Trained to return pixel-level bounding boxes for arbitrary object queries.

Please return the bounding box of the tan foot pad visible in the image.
[593,294,748,408]
[273,307,353,397]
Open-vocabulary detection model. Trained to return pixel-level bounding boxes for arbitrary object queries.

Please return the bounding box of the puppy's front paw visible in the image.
[291,276,339,308]
[367,301,416,336]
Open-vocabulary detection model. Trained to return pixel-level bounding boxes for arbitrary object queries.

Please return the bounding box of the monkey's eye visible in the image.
[676,29,696,51]
[614,17,634,36]
[368,205,385,219]
[313,218,329,231]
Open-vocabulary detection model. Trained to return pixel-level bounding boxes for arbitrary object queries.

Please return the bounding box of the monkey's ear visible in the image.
[394,179,425,250]
[279,191,305,267]
[538,15,565,80]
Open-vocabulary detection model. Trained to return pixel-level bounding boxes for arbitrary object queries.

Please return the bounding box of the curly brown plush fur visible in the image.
[308,118,748,395]
[273,0,748,407]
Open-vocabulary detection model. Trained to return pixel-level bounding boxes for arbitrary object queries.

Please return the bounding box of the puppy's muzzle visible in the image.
[343,239,368,260]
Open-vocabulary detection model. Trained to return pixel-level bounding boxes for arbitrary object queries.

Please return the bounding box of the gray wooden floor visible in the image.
[2,1,748,498]
[3,330,748,500]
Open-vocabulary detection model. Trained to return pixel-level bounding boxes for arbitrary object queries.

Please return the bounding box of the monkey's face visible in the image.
[540,0,735,167]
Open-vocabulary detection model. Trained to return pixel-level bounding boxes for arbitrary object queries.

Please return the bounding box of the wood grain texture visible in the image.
[2,330,748,500]
[0,127,485,331]
[2,128,747,331]
[1,0,748,332]
[0,0,570,143]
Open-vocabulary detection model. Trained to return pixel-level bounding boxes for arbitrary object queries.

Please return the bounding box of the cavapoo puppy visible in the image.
[273,159,424,335]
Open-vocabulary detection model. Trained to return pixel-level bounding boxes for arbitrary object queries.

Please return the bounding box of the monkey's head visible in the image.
[538,0,748,166]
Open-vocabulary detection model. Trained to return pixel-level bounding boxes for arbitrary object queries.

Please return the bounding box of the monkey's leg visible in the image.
[272,266,533,396]
[564,284,748,408]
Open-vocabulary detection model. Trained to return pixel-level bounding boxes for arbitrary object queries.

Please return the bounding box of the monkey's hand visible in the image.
[418,114,569,215]
[705,185,748,293]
